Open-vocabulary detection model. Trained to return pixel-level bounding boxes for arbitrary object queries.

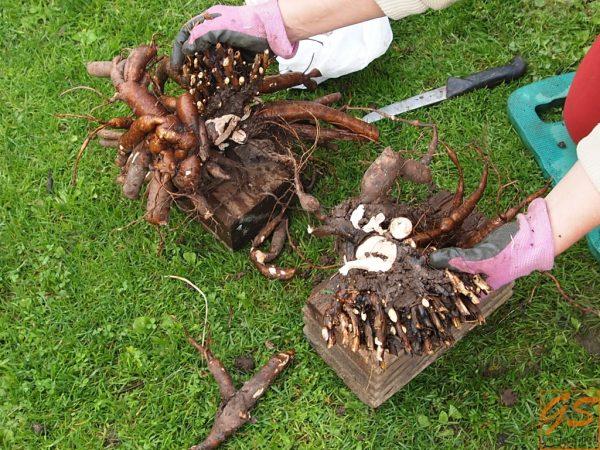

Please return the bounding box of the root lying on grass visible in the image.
[186,332,294,450]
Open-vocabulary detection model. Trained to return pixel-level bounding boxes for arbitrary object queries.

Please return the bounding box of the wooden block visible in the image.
[177,154,292,251]
[303,277,514,408]
[200,174,291,250]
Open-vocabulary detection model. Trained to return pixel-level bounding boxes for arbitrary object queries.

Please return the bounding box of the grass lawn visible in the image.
[1,0,600,448]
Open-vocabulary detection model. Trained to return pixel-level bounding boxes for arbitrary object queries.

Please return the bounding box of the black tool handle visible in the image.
[446,56,527,99]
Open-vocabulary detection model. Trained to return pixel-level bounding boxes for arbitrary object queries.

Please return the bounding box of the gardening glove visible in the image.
[171,0,298,71]
[428,198,555,290]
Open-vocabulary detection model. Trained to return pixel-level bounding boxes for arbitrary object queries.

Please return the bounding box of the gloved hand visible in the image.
[171,0,297,71]
[429,198,555,290]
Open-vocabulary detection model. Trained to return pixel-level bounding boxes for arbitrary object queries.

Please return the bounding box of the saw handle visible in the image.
[446,56,527,99]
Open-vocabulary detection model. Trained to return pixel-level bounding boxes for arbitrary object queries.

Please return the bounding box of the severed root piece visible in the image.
[250,217,296,280]
[98,128,125,141]
[86,60,113,78]
[187,334,294,450]
[259,69,321,93]
[186,334,236,402]
[98,138,119,148]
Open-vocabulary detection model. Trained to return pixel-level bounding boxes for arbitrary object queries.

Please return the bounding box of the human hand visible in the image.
[428,198,555,290]
[171,1,297,71]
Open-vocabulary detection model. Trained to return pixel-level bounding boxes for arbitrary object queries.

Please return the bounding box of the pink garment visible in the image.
[186,1,298,58]
[448,199,555,289]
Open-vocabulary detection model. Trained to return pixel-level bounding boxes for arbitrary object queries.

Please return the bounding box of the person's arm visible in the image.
[430,36,600,291]
[282,0,462,38]
[429,121,600,292]
[278,0,385,42]
[171,0,460,68]
[547,161,600,255]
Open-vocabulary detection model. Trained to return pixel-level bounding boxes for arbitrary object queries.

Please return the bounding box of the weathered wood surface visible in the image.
[303,278,514,408]
[177,147,292,250]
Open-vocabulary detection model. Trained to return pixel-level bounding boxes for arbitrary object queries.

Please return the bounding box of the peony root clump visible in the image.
[77,41,378,246]
[297,141,548,363]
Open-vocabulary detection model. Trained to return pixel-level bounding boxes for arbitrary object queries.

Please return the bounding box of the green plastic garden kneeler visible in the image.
[507,73,600,262]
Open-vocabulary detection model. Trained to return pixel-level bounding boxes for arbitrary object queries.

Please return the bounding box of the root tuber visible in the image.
[359,147,403,203]
[123,146,151,199]
[460,184,550,248]
[145,171,174,225]
[187,333,294,450]
[250,216,296,281]
[86,61,112,78]
[97,128,125,141]
[313,92,343,106]
[258,101,379,142]
[259,69,321,93]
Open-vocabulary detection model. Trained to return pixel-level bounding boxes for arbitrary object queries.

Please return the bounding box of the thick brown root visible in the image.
[258,69,321,94]
[123,146,151,199]
[98,128,125,141]
[110,48,168,117]
[186,335,236,402]
[258,101,379,142]
[399,159,432,185]
[250,216,296,281]
[359,147,403,203]
[172,155,202,193]
[250,252,296,281]
[359,147,433,204]
[145,171,174,225]
[120,115,165,150]
[444,143,464,209]
[313,92,342,106]
[98,138,119,148]
[187,334,294,450]
[154,58,189,93]
[290,124,367,143]
[125,45,157,83]
[411,150,488,247]
[86,61,112,78]
[159,95,178,111]
[460,184,550,247]
[176,92,200,136]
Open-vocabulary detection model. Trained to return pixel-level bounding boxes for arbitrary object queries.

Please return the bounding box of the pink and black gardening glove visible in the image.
[171,0,297,71]
[429,198,555,290]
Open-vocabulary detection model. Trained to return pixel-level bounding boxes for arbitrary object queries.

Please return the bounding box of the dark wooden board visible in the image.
[303,278,514,408]
[177,151,293,250]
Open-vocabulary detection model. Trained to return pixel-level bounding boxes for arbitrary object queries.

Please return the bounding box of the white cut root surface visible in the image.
[339,235,397,276]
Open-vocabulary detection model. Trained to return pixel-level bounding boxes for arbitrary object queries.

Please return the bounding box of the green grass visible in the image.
[1,0,599,448]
